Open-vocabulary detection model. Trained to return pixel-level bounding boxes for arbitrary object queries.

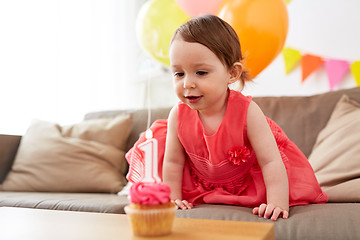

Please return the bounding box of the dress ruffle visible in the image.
[188,164,252,195]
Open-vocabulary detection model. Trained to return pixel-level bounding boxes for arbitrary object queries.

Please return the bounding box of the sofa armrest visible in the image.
[0,134,21,183]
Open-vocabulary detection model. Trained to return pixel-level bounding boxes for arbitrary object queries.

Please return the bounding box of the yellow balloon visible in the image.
[136,0,189,66]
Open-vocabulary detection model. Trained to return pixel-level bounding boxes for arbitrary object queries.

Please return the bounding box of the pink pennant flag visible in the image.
[324,59,350,90]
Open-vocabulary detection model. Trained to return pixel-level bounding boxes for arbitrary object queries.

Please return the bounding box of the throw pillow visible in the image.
[308,95,360,202]
[1,115,132,193]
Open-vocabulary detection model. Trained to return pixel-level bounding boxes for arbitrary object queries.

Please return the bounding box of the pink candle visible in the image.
[138,129,161,183]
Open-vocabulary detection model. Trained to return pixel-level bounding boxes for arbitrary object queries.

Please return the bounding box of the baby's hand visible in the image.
[172,199,193,210]
[253,203,289,221]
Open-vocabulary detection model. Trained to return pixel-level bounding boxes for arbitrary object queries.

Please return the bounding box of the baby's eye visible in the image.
[174,72,184,77]
[196,71,208,76]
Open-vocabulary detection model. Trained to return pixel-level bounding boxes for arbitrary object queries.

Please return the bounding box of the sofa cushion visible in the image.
[308,95,360,202]
[175,203,360,240]
[1,116,132,193]
[84,108,172,153]
[0,192,128,214]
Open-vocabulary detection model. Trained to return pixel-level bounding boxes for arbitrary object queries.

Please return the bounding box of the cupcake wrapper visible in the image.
[125,205,177,237]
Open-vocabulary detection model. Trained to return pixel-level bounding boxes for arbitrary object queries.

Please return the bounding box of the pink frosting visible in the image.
[129,182,171,205]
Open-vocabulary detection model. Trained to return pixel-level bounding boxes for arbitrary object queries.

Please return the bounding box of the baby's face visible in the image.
[169,38,232,112]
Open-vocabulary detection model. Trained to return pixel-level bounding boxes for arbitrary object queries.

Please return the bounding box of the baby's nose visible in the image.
[183,76,195,89]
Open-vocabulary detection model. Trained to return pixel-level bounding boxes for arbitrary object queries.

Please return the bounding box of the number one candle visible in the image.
[138,129,161,183]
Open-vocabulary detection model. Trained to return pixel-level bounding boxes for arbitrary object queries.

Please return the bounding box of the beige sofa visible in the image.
[1,87,360,240]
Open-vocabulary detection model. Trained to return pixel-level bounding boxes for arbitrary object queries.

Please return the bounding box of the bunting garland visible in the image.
[282,47,360,90]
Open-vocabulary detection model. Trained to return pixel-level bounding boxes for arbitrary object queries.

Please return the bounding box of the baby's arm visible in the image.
[246,101,289,221]
[163,106,193,210]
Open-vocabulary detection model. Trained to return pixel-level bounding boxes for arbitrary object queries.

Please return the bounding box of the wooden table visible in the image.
[0,207,274,240]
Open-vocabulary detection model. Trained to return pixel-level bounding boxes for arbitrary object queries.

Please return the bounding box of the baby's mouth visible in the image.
[185,95,202,103]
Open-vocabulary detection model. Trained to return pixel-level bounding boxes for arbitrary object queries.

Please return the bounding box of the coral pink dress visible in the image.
[126,90,328,207]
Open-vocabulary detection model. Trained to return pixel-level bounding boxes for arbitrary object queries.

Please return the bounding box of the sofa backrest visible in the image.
[85,108,171,154]
[85,87,360,158]
[253,87,360,157]
[2,87,358,185]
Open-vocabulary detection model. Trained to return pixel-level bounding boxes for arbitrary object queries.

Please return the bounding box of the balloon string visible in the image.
[146,59,151,130]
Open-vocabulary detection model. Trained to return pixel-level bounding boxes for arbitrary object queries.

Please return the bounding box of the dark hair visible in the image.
[170,15,252,88]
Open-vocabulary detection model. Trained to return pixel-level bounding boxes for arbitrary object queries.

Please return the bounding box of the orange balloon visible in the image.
[218,0,288,78]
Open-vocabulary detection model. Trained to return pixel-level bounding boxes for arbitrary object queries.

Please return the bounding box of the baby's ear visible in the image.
[229,62,243,84]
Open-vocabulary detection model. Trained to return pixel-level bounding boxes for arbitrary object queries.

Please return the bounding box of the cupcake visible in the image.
[124,182,177,237]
